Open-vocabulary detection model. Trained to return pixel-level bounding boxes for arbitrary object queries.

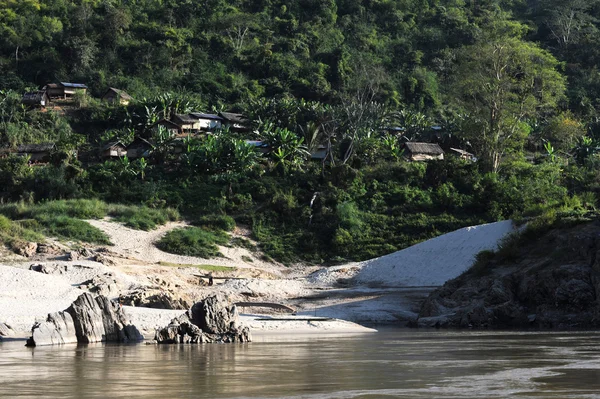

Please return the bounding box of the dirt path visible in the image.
[87,219,285,277]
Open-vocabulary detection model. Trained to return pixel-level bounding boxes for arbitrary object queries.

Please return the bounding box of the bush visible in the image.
[193,214,236,231]
[108,204,179,230]
[156,227,229,258]
[33,215,111,244]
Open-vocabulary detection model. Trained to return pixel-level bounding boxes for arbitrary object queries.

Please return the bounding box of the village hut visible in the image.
[172,114,201,134]
[102,88,133,105]
[22,91,50,108]
[450,148,476,162]
[101,141,127,159]
[150,119,182,136]
[16,143,56,163]
[189,113,223,131]
[44,83,88,99]
[219,112,251,132]
[403,142,445,161]
[127,137,154,159]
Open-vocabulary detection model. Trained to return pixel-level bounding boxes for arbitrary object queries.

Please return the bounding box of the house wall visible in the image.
[409,153,444,161]
[46,88,64,98]
[198,119,222,130]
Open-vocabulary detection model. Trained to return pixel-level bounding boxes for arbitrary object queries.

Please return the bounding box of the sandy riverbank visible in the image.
[0,219,516,340]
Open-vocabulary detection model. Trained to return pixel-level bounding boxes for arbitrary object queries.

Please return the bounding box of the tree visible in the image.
[452,36,566,172]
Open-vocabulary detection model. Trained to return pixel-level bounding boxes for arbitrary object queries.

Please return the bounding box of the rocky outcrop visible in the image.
[416,221,600,329]
[119,290,191,310]
[26,293,143,346]
[155,294,251,344]
[13,241,38,257]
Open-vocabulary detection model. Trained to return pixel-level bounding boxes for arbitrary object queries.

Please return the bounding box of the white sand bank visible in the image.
[354,220,516,287]
[0,265,83,333]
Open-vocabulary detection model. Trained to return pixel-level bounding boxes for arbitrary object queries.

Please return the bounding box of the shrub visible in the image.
[193,214,236,231]
[34,215,110,244]
[108,204,179,230]
[156,227,229,258]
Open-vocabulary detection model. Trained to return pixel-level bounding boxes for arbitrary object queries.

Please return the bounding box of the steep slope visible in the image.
[354,220,516,287]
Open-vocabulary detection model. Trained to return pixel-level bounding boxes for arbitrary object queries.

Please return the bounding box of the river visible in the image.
[2,329,600,398]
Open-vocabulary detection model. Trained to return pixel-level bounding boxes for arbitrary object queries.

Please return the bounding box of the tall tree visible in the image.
[452,35,566,172]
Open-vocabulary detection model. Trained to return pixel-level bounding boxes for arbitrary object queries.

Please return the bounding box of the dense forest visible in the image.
[1,0,600,264]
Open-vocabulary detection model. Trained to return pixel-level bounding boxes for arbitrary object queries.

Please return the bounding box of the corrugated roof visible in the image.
[61,82,88,89]
[17,143,56,153]
[450,148,474,156]
[219,112,249,125]
[404,142,444,155]
[174,114,197,123]
[190,112,223,121]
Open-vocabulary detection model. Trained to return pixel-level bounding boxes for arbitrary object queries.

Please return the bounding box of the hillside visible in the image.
[417,217,600,329]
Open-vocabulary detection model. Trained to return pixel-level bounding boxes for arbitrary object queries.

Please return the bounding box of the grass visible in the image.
[0,215,45,247]
[34,214,111,244]
[108,204,179,231]
[0,199,179,246]
[156,227,229,258]
[157,261,236,272]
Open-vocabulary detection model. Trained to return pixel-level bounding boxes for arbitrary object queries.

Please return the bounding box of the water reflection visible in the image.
[2,330,600,398]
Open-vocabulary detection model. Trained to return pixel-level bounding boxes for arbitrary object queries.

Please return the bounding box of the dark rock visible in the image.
[190,294,238,334]
[417,221,600,329]
[26,293,143,346]
[154,294,251,344]
[29,264,50,274]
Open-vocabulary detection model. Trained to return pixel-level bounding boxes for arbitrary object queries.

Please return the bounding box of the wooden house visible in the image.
[101,141,127,159]
[127,137,154,159]
[17,143,56,163]
[450,148,476,161]
[403,142,444,161]
[219,112,251,132]
[172,114,201,133]
[102,88,133,105]
[189,112,223,131]
[22,91,50,107]
[150,119,182,136]
[44,82,88,99]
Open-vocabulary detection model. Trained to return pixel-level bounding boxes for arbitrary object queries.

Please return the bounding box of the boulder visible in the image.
[190,294,239,334]
[36,243,62,255]
[26,293,143,346]
[119,290,191,310]
[155,294,251,344]
[27,312,78,346]
[13,241,38,257]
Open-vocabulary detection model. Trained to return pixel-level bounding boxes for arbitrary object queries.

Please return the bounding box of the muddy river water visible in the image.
[2,329,600,398]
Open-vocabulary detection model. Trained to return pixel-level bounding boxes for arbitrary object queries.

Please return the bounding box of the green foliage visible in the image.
[108,204,179,231]
[157,227,229,258]
[33,214,110,244]
[0,214,44,246]
[193,214,236,232]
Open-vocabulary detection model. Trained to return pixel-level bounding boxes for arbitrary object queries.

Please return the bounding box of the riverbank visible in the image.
[0,219,516,340]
